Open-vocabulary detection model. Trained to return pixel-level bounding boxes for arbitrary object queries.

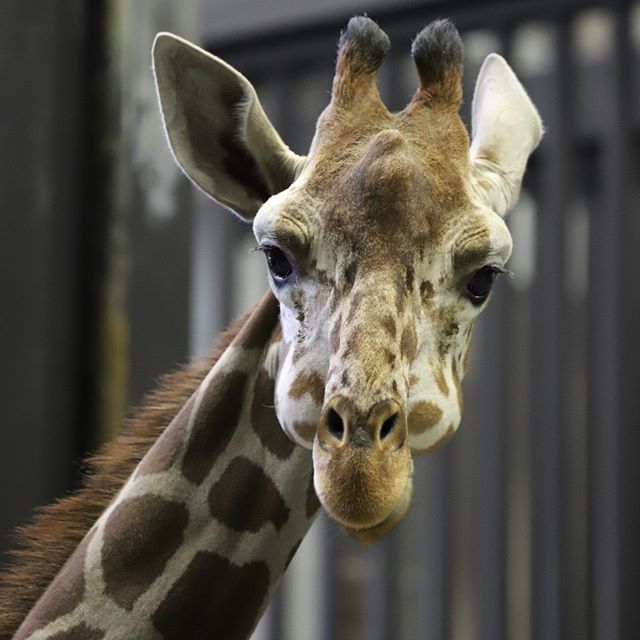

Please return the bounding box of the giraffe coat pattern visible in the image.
[0,16,542,640]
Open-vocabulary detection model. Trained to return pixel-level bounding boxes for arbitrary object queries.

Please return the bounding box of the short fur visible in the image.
[0,314,248,639]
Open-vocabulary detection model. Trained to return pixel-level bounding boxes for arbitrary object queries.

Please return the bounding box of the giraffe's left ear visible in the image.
[153,33,305,220]
[470,53,543,217]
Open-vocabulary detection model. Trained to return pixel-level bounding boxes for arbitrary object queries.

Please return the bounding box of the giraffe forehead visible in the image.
[305,126,472,253]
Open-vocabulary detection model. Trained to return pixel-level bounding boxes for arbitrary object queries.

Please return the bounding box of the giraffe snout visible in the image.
[318,396,406,452]
[312,395,413,535]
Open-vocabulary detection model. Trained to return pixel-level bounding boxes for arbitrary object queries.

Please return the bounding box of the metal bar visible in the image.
[587,4,630,639]
[528,16,572,640]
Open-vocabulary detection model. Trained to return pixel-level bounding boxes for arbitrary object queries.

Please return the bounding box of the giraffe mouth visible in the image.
[343,475,414,543]
[312,436,413,539]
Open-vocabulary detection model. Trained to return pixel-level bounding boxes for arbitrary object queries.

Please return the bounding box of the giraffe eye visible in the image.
[261,245,294,284]
[465,265,501,305]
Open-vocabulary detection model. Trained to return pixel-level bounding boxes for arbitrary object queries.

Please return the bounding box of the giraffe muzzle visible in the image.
[312,395,413,536]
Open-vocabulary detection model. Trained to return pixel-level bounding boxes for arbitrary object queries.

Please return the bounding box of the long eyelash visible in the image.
[492,264,514,278]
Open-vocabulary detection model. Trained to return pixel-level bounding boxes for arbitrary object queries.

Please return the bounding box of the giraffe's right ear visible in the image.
[153,33,305,220]
[470,54,543,217]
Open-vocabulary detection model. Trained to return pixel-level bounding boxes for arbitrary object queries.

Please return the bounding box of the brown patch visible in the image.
[420,280,434,302]
[405,265,415,290]
[452,360,464,411]
[434,368,449,396]
[379,313,397,338]
[208,457,289,532]
[400,324,417,361]
[288,371,325,406]
[137,395,196,476]
[102,495,189,611]
[234,292,279,349]
[408,401,443,435]
[14,529,95,638]
[306,474,321,518]
[48,625,105,640]
[294,421,317,442]
[340,370,350,387]
[392,379,399,395]
[251,369,296,460]
[152,551,270,640]
[409,374,420,386]
[384,348,396,365]
[330,313,342,354]
[346,290,364,322]
[181,370,248,485]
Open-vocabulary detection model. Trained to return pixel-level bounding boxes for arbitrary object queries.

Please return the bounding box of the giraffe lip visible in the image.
[350,475,413,532]
[342,476,414,542]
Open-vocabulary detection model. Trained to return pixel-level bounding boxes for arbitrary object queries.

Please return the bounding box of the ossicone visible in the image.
[410,19,463,107]
[332,16,390,107]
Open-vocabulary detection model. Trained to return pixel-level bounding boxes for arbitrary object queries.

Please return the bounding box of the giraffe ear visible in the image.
[470,53,543,217]
[152,33,305,220]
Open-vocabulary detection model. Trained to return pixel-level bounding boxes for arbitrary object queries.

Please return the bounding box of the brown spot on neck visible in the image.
[208,457,290,532]
[251,369,296,460]
[152,551,270,640]
[102,495,189,611]
[181,370,249,485]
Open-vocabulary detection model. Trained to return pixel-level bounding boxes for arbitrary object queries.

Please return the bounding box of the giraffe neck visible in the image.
[15,293,319,640]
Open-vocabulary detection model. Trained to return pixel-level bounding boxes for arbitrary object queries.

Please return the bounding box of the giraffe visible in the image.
[0,17,542,640]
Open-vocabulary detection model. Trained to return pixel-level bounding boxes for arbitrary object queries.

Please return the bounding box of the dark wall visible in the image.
[0,1,88,550]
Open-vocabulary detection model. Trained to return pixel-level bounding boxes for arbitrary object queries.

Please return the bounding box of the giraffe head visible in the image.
[153,18,542,542]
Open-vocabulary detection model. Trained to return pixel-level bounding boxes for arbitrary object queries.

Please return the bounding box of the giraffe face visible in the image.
[253,107,514,538]
[154,18,542,541]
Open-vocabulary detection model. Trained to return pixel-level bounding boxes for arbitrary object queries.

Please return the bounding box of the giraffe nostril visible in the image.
[326,408,345,440]
[379,413,398,441]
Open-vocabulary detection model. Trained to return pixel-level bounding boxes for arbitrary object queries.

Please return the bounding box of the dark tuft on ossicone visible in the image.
[411,19,463,82]
[339,16,390,72]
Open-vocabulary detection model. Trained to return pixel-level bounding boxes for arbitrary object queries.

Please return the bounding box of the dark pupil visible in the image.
[467,266,498,302]
[266,247,292,280]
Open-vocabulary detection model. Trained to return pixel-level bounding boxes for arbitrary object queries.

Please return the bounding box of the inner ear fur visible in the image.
[153,33,305,220]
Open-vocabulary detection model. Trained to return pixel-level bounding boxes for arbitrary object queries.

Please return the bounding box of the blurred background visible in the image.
[1,0,639,638]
